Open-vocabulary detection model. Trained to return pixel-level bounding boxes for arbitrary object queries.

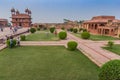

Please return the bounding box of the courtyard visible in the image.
[1,0,120,80]
[0,28,119,80]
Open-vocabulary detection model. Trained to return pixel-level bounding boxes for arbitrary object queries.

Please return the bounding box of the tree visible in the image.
[107,41,114,49]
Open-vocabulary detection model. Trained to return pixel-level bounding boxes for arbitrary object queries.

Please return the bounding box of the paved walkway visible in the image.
[67,32,120,67]
[0,29,120,67]
[21,41,67,46]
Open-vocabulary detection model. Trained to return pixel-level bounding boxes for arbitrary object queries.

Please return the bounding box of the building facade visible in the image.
[11,8,32,27]
[0,19,8,27]
[83,16,120,36]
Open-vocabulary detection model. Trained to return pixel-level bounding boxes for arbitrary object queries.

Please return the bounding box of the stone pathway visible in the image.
[67,32,120,67]
[21,41,67,46]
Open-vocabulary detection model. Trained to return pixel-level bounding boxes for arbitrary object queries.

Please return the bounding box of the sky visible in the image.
[0,0,120,23]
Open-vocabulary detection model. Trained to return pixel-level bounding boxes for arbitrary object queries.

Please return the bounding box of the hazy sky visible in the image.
[0,0,120,23]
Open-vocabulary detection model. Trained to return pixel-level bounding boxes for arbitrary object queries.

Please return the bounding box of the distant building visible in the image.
[11,8,32,27]
[0,19,8,27]
[83,16,120,36]
[33,21,79,29]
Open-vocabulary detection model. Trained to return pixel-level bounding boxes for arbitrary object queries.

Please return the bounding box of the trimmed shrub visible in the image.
[50,27,55,33]
[61,27,65,30]
[70,28,73,32]
[20,35,26,41]
[99,60,120,80]
[6,39,16,48]
[37,27,40,31]
[81,32,90,39]
[58,31,67,39]
[73,28,78,33]
[30,28,36,33]
[83,28,87,32]
[79,28,83,32]
[43,27,47,30]
[107,41,114,48]
[67,41,78,51]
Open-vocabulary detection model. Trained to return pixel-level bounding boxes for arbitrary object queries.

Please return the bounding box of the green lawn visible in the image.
[0,46,99,80]
[73,33,119,41]
[103,44,120,55]
[26,31,59,41]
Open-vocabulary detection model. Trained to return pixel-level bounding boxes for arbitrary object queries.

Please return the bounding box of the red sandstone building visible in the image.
[0,19,8,27]
[83,16,120,36]
[11,8,32,27]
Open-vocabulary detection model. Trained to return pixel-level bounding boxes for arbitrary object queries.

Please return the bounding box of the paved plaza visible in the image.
[0,29,120,67]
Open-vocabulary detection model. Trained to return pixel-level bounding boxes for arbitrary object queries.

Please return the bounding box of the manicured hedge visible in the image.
[58,31,67,39]
[30,28,36,33]
[50,27,55,33]
[73,28,78,33]
[6,39,16,48]
[61,27,65,30]
[67,41,78,51]
[20,35,26,41]
[37,27,40,31]
[99,60,120,80]
[81,32,90,39]
[83,29,87,32]
[79,28,83,32]
[70,28,73,32]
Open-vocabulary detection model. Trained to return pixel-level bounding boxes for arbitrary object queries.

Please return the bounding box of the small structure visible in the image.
[0,19,8,27]
[11,8,32,27]
[83,16,120,36]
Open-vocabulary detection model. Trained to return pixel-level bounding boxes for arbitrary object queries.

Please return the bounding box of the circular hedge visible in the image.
[82,29,87,32]
[99,60,120,80]
[20,35,26,41]
[79,28,83,32]
[6,39,16,48]
[58,31,67,39]
[50,27,55,33]
[81,32,90,39]
[37,27,40,31]
[30,28,36,33]
[73,28,78,33]
[67,41,78,51]
[61,27,65,30]
[70,28,73,32]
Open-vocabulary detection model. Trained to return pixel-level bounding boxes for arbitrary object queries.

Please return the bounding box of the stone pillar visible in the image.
[103,29,105,35]
[101,29,103,35]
